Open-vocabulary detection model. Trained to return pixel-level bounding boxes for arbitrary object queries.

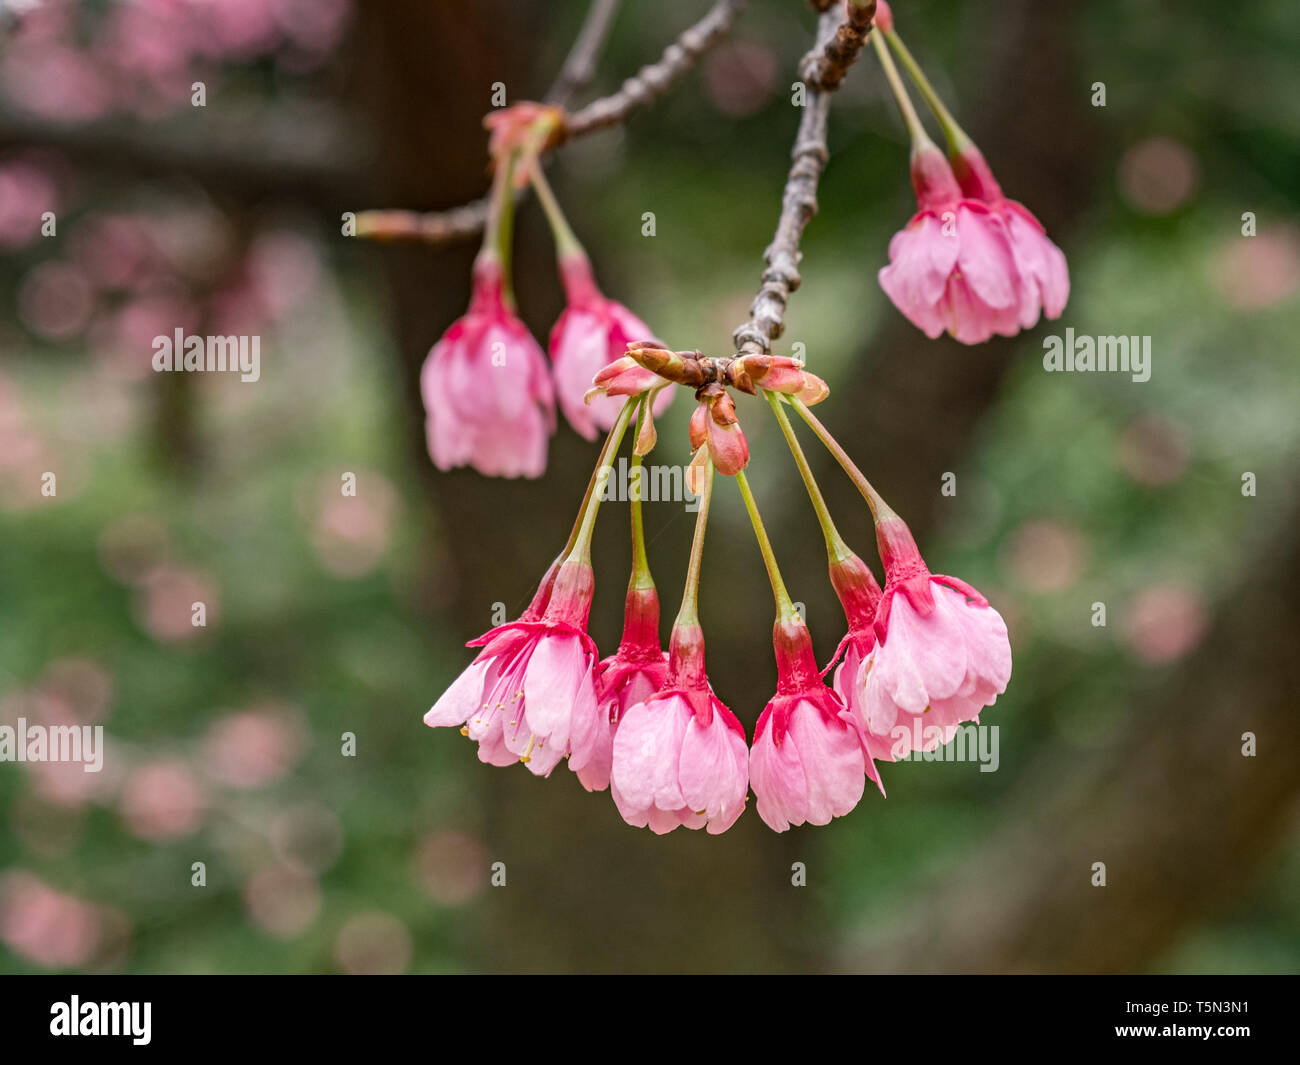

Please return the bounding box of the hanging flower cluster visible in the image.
[424,343,1012,834]
[872,1,1069,343]
[420,104,671,479]
[414,2,1043,833]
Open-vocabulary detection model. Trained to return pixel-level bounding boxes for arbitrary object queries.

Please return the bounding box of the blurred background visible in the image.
[1,0,1298,974]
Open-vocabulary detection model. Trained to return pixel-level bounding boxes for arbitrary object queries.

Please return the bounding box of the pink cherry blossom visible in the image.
[852,516,1011,760]
[424,560,603,777]
[420,256,555,478]
[570,585,668,793]
[751,618,883,833]
[550,254,672,440]
[951,144,1069,328]
[609,624,748,834]
[878,144,1023,344]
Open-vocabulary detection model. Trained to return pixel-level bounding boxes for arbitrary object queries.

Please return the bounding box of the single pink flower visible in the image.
[689,386,749,476]
[423,558,602,776]
[609,623,748,834]
[751,617,883,833]
[570,584,668,793]
[878,143,1024,344]
[550,254,672,440]
[853,515,1012,760]
[420,255,555,478]
[949,144,1069,328]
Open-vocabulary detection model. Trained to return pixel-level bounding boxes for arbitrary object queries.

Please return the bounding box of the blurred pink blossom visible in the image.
[1124,583,1208,664]
[135,563,220,643]
[1213,227,1300,310]
[310,472,397,578]
[202,704,307,790]
[0,161,56,249]
[119,759,207,840]
[0,872,104,968]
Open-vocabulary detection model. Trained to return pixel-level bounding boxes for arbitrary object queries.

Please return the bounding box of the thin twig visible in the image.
[546,0,624,105]
[356,0,747,246]
[561,0,748,139]
[732,4,874,356]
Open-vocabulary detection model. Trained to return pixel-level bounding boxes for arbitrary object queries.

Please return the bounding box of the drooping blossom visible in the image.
[878,143,1024,344]
[420,255,555,478]
[750,616,883,833]
[949,143,1069,329]
[550,254,672,440]
[570,584,668,793]
[610,623,748,834]
[424,558,603,776]
[853,513,1011,760]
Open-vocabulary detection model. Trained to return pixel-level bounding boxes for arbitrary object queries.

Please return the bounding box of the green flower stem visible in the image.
[735,470,797,622]
[629,393,654,591]
[481,150,519,306]
[529,161,585,260]
[765,391,853,565]
[790,398,899,526]
[870,28,935,150]
[884,28,972,153]
[564,398,637,564]
[675,458,714,629]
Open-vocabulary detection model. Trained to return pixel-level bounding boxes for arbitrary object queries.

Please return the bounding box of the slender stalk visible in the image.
[480,151,519,306]
[884,29,971,151]
[564,398,637,563]
[529,161,585,259]
[734,470,796,620]
[675,458,714,627]
[628,393,654,590]
[790,397,898,524]
[765,392,852,564]
[870,28,933,148]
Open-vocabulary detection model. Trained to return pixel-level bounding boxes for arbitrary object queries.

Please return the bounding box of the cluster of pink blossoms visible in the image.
[411,4,1048,832]
[420,105,671,479]
[872,1,1068,343]
[424,340,1011,834]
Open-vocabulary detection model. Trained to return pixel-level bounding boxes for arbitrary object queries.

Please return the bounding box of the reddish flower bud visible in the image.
[733,354,830,405]
[693,385,749,477]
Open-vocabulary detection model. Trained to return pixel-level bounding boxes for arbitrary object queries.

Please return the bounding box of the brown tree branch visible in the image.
[355,0,749,246]
[732,4,874,355]
[800,0,876,92]
[560,0,747,138]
